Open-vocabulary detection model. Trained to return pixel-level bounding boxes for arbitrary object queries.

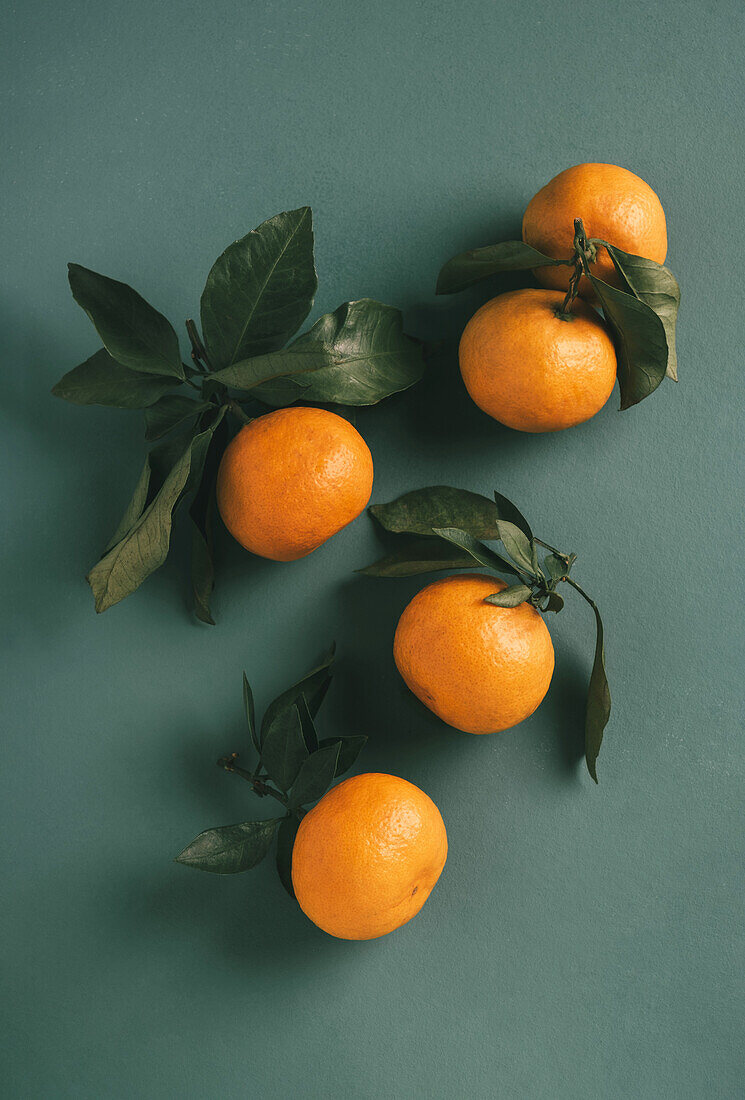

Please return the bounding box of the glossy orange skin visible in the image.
[216,407,374,561]
[459,289,617,433]
[522,163,667,295]
[292,773,448,940]
[394,574,554,734]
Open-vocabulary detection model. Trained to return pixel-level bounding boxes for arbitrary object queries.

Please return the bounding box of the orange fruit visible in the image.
[459,288,617,432]
[522,162,667,295]
[393,573,554,734]
[216,406,373,561]
[292,772,448,940]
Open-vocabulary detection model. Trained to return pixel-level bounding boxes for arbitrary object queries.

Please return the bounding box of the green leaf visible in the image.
[187,410,228,624]
[588,272,668,410]
[494,518,540,578]
[200,207,317,369]
[544,591,564,613]
[356,536,477,578]
[585,604,611,783]
[86,424,213,613]
[145,395,210,441]
[290,742,341,808]
[484,584,533,607]
[175,818,280,874]
[103,458,152,553]
[261,704,308,792]
[210,300,424,407]
[432,527,525,580]
[275,815,299,897]
[544,553,569,585]
[493,491,534,543]
[319,734,367,777]
[243,673,260,754]
[67,264,183,378]
[436,241,568,294]
[52,348,176,408]
[296,694,319,753]
[260,645,336,743]
[370,485,499,538]
[602,244,680,381]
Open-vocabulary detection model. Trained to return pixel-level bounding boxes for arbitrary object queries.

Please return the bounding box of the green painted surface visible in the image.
[2,2,744,1096]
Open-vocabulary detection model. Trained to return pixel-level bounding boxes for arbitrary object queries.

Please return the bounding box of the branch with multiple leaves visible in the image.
[436,218,680,410]
[358,486,611,782]
[52,207,425,623]
[175,645,366,891]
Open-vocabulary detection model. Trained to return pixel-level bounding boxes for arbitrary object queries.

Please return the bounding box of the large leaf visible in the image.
[211,300,424,406]
[275,815,299,897]
[357,536,477,578]
[436,241,568,294]
[52,349,176,408]
[145,395,210,441]
[602,244,680,381]
[260,645,335,743]
[260,705,308,792]
[67,265,183,378]
[200,207,317,369]
[290,742,341,808]
[175,818,280,874]
[318,735,367,777]
[296,694,319,753]
[494,518,541,578]
[370,485,499,539]
[585,604,611,784]
[104,457,152,553]
[432,528,525,580]
[493,491,534,543]
[588,272,668,410]
[243,673,260,755]
[86,425,213,613]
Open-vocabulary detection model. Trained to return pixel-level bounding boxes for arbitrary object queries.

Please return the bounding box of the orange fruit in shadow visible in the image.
[216,406,373,561]
[522,163,667,295]
[292,772,448,940]
[459,288,617,432]
[393,574,554,734]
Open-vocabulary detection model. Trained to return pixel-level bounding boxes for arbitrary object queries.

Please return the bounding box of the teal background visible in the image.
[3,1,744,1096]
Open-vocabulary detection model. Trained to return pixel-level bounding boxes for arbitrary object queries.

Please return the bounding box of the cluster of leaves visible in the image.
[436,220,680,410]
[52,207,425,623]
[359,486,610,782]
[175,646,366,892]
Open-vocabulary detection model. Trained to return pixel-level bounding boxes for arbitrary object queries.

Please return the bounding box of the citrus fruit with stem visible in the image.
[291,772,448,940]
[522,162,667,294]
[216,406,374,561]
[458,288,617,432]
[393,573,555,733]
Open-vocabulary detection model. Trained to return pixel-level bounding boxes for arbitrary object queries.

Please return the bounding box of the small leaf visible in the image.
[67,264,183,378]
[484,584,533,607]
[104,457,152,553]
[357,536,476,578]
[211,300,424,407]
[544,591,564,614]
[175,818,280,874]
[275,815,299,897]
[433,527,525,580]
[145,395,210,441]
[290,742,341,808]
[494,518,540,578]
[585,604,611,783]
[436,241,567,294]
[243,673,260,754]
[601,244,680,381]
[261,645,336,742]
[261,704,308,792]
[544,553,569,585]
[493,491,534,543]
[370,485,499,538]
[588,272,668,410]
[319,735,367,776]
[188,410,228,624]
[296,694,319,753]
[52,349,176,408]
[200,207,317,369]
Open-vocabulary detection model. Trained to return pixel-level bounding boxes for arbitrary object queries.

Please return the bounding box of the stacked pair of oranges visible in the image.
[217,163,667,940]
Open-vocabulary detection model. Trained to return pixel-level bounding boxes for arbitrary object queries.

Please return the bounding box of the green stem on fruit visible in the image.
[556,217,595,320]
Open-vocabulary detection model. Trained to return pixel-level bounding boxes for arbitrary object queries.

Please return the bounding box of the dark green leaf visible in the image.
[260,645,335,742]
[601,244,680,381]
[585,604,611,783]
[175,818,280,874]
[190,505,215,625]
[200,207,317,369]
[103,457,152,553]
[544,553,569,585]
[211,300,424,407]
[52,348,176,408]
[544,591,564,613]
[187,410,228,624]
[493,491,534,543]
[436,241,567,294]
[243,673,260,754]
[588,272,668,410]
[370,485,499,538]
[296,694,319,753]
[247,376,311,407]
[319,735,367,777]
[356,536,476,577]
[290,742,341,808]
[432,527,525,580]
[494,518,540,578]
[484,584,533,607]
[275,815,299,897]
[145,395,210,441]
[261,704,308,792]
[67,264,183,378]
